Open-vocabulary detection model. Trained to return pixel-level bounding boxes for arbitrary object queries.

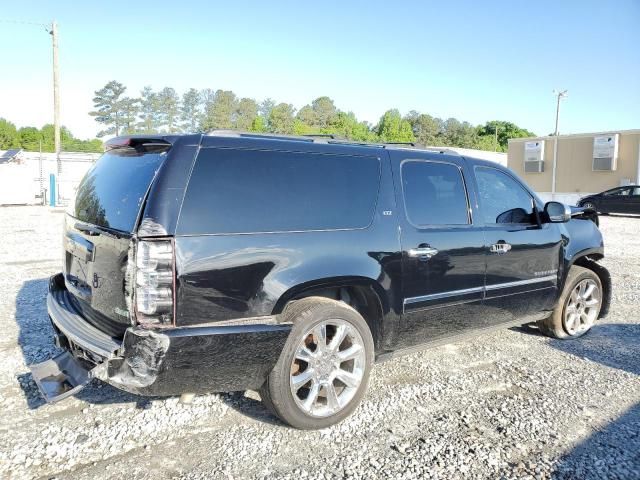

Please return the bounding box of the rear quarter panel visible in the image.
[174,227,401,324]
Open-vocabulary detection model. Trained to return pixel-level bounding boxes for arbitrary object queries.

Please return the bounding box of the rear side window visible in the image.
[73,149,166,232]
[401,160,469,226]
[177,148,380,234]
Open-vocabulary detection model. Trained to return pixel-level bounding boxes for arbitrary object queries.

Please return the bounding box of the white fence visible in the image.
[0,151,99,205]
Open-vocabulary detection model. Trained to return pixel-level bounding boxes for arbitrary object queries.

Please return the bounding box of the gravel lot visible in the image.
[0,206,638,480]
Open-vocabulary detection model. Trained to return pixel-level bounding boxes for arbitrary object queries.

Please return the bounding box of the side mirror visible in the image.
[544,201,571,223]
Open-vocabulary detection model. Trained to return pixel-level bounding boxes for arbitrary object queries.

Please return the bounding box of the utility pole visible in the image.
[494,125,499,152]
[551,89,568,199]
[50,20,61,206]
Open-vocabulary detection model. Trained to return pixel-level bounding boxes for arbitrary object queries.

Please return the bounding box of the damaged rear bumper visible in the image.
[107,322,291,396]
[30,274,291,401]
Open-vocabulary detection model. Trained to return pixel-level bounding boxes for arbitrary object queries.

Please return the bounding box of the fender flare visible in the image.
[272,275,390,316]
[566,249,611,319]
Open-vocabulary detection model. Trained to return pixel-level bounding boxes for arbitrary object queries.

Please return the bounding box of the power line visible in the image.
[0,18,49,28]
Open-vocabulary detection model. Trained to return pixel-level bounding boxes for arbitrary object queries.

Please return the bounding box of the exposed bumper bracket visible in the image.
[29,351,96,403]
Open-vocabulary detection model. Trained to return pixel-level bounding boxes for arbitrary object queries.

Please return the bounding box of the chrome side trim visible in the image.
[404,286,484,306]
[403,275,557,308]
[485,275,557,291]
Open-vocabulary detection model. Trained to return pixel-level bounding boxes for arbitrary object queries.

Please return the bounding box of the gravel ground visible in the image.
[0,206,638,480]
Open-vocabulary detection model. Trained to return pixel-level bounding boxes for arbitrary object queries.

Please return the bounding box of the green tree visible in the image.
[250,115,267,132]
[259,98,276,130]
[119,97,140,134]
[137,86,161,133]
[157,87,180,132]
[293,118,311,135]
[201,90,238,131]
[473,134,501,152]
[296,104,316,128]
[477,121,535,151]
[268,103,295,134]
[441,118,478,148]
[63,137,103,153]
[41,124,74,152]
[17,126,42,151]
[0,119,20,149]
[349,120,376,142]
[312,96,337,128]
[180,88,202,132]
[406,112,442,146]
[324,111,375,141]
[235,98,259,130]
[376,109,415,143]
[89,80,128,136]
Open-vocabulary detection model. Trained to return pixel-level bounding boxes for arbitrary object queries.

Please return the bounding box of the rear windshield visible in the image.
[177,148,381,235]
[72,148,166,232]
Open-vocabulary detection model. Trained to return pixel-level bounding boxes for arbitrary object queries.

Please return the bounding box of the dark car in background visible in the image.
[30,132,611,429]
[578,185,640,215]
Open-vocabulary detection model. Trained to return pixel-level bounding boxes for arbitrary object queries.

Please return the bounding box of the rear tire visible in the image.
[537,266,602,339]
[260,297,374,429]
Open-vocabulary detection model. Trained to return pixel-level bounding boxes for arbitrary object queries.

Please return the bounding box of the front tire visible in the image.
[260,297,374,429]
[537,266,602,339]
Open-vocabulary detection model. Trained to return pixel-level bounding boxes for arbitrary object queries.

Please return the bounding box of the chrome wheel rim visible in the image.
[290,319,366,418]
[563,279,600,335]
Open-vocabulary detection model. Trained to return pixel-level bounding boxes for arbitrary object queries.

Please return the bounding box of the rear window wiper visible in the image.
[74,222,127,239]
[74,223,101,236]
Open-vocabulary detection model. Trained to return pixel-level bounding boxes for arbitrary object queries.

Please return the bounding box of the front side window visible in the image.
[178,148,381,234]
[475,167,536,225]
[401,161,470,226]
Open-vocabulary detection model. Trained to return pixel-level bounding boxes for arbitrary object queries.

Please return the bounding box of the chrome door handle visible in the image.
[408,247,439,260]
[490,242,512,254]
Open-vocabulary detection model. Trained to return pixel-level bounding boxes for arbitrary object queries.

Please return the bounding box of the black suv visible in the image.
[31,132,611,429]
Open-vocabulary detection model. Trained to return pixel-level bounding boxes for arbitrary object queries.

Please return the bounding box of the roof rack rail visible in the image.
[303,134,340,139]
[204,130,461,155]
[421,147,461,155]
[207,130,314,143]
[383,141,416,147]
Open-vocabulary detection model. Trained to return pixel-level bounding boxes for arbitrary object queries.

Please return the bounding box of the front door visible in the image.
[472,166,562,324]
[391,153,487,348]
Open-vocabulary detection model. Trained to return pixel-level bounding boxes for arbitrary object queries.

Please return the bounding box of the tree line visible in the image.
[90,80,535,152]
[0,118,103,153]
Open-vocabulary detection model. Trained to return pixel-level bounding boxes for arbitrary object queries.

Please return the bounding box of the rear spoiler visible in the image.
[105,136,173,151]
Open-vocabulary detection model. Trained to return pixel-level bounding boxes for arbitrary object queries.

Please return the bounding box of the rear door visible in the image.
[472,165,561,323]
[391,151,487,347]
[599,187,631,213]
[64,145,169,337]
[627,187,640,214]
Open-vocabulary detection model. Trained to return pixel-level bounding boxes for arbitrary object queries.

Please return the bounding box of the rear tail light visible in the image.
[134,239,175,327]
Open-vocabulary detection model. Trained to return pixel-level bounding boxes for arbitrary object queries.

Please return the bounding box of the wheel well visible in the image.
[281,285,384,350]
[572,256,611,318]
